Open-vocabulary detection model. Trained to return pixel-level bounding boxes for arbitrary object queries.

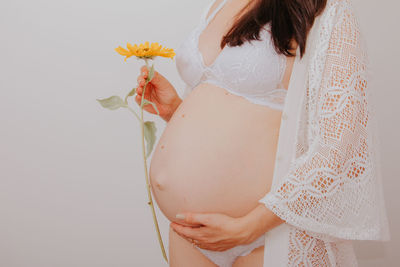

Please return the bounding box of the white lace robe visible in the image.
[258,0,390,266]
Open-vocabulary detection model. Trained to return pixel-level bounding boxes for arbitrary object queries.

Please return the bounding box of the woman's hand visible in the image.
[170,204,285,251]
[170,212,251,251]
[136,65,182,122]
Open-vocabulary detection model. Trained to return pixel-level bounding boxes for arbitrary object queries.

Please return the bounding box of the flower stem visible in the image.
[127,107,140,121]
[139,60,168,263]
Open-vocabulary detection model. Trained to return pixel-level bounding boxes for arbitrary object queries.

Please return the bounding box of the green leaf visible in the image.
[124,87,137,103]
[144,121,157,158]
[143,99,160,115]
[147,64,155,82]
[96,96,127,110]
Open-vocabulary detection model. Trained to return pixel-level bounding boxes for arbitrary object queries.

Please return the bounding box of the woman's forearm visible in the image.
[240,203,285,244]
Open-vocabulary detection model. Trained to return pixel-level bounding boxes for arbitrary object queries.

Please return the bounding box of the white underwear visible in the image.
[195,233,266,267]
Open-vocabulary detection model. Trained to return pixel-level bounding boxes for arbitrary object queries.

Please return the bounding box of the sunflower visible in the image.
[115,41,175,61]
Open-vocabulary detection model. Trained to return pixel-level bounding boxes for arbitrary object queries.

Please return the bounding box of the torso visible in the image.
[150,0,295,225]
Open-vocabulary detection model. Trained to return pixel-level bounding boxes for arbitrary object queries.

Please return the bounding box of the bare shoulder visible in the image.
[204,0,225,21]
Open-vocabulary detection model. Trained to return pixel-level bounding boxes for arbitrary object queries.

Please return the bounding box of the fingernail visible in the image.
[176,214,185,219]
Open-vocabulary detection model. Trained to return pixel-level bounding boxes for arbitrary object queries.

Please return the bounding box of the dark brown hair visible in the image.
[221,0,327,58]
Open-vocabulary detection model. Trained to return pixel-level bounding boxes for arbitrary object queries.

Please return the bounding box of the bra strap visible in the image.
[200,0,230,26]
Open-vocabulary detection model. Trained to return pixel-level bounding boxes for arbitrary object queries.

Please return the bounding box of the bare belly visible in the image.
[149,83,283,226]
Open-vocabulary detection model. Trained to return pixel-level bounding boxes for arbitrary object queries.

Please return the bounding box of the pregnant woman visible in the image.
[135,0,390,266]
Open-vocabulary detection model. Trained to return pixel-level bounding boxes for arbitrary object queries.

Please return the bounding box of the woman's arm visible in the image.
[170,203,285,251]
[239,203,285,244]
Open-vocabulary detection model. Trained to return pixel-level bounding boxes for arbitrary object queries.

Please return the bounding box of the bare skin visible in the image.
[135,0,296,265]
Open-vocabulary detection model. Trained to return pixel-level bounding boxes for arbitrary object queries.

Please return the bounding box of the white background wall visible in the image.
[0,0,398,266]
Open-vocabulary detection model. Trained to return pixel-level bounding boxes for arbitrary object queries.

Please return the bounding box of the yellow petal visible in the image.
[127,42,136,53]
[151,42,161,51]
[115,46,131,56]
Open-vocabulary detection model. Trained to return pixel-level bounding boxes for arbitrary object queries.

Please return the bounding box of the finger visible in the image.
[175,230,194,244]
[173,227,195,243]
[137,76,145,86]
[171,222,204,241]
[136,83,143,94]
[212,246,231,252]
[195,241,231,251]
[177,212,213,226]
[141,65,160,83]
[140,65,148,78]
[196,244,223,251]
[138,84,151,99]
[199,241,235,251]
[135,94,142,106]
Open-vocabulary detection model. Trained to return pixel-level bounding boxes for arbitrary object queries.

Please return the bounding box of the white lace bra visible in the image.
[175,0,288,110]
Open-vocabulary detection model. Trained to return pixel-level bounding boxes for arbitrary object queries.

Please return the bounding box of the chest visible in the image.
[176,24,286,89]
[175,0,288,103]
[197,0,250,67]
